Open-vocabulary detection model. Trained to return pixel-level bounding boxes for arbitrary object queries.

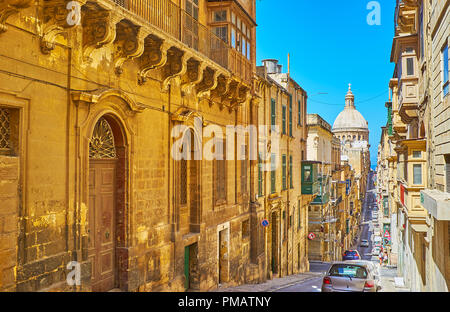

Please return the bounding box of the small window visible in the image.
[213,10,227,22]
[231,28,236,48]
[406,58,414,76]
[413,164,422,185]
[405,47,414,53]
[413,151,421,158]
[0,108,11,153]
[443,45,449,97]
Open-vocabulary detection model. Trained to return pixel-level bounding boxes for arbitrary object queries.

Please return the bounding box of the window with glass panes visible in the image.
[443,44,449,97]
[258,152,263,196]
[413,164,422,185]
[211,9,228,43]
[298,100,302,126]
[231,11,251,60]
[282,106,286,134]
[271,98,276,128]
[184,0,199,50]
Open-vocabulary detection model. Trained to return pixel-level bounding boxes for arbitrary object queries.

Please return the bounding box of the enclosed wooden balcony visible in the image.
[116,0,253,83]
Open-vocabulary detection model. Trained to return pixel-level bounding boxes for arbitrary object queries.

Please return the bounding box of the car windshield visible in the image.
[344,251,357,255]
[329,264,367,279]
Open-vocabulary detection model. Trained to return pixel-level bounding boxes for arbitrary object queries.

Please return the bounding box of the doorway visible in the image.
[218,229,229,284]
[88,116,125,291]
[184,243,199,290]
[271,212,278,275]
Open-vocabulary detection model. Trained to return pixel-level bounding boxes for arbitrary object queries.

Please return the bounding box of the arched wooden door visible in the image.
[88,117,119,291]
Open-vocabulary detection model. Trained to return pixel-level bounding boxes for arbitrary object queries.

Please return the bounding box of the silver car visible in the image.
[321,261,381,292]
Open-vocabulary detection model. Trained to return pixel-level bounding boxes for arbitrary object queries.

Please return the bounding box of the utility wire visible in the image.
[308,90,387,106]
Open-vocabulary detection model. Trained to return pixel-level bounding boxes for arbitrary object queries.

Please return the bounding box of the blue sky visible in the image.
[255,0,396,167]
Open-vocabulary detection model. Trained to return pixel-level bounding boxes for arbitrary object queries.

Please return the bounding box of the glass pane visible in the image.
[242,38,246,56]
[407,57,414,76]
[237,17,241,30]
[413,151,421,158]
[444,45,449,83]
[214,10,227,22]
[413,164,422,185]
[247,42,250,59]
[231,12,236,25]
[231,28,236,48]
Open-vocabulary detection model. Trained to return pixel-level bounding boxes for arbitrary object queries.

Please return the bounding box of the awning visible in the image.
[411,224,428,233]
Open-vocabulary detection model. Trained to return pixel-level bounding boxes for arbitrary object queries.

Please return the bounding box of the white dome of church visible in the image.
[332,84,368,132]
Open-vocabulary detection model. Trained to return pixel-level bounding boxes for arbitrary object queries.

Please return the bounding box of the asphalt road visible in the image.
[276,171,377,292]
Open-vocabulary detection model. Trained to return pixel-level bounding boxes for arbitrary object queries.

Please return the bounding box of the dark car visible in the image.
[342,250,361,260]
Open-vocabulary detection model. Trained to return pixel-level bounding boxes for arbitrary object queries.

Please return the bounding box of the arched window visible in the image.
[89,117,117,159]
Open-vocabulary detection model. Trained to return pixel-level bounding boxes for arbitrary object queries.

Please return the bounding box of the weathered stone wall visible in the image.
[0,156,19,291]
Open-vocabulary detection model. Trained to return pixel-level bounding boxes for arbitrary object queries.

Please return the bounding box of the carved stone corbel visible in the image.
[160,47,190,92]
[181,59,206,96]
[137,36,170,85]
[113,20,149,75]
[40,0,87,54]
[195,67,220,99]
[209,74,230,109]
[82,3,120,61]
[0,0,34,34]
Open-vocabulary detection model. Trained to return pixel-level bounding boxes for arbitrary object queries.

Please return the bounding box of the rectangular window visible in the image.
[241,146,247,194]
[419,6,424,59]
[282,106,286,135]
[213,10,227,22]
[247,41,250,60]
[0,108,11,152]
[406,57,414,76]
[413,151,421,158]
[231,28,236,48]
[289,99,293,135]
[443,44,449,97]
[213,26,228,43]
[298,100,302,126]
[413,164,422,185]
[445,155,450,193]
[271,153,276,194]
[282,154,287,190]
[289,155,293,189]
[214,139,226,204]
[298,201,301,230]
[271,99,276,128]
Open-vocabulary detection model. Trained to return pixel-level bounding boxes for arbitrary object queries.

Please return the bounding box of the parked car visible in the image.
[345,260,382,289]
[342,250,361,260]
[360,239,370,248]
[321,262,381,292]
[372,246,381,256]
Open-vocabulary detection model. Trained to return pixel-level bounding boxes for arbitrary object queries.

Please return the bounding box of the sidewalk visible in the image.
[379,266,410,292]
[212,272,322,292]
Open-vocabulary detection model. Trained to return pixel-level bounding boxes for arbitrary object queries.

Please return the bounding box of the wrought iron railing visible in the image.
[114,0,251,82]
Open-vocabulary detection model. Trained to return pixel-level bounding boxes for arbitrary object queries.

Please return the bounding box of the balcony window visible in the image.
[419,6,424,60]
[412,151,421,158]
[213,26,228,43]
[406,57,414,76]
[230,10,251,59]
[271,98,276,128]
[213,10,227,22]
[413,164,422,185]
[282,105,286,134]
[443,44,449,97]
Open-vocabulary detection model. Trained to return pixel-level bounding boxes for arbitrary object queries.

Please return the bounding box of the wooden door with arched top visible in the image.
[88,117,119,292]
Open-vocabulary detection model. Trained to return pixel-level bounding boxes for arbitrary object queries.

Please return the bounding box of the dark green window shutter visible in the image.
[271,153,276,194]
[271,99,276,127]
[289,155,293,188]
[184,246,190,290]
[282,106,286,134]
[289,95,292,135]
[298,100,302,126]
[282,154,287,190]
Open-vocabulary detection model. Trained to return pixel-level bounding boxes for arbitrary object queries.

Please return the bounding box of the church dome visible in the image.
[332,84,368,132]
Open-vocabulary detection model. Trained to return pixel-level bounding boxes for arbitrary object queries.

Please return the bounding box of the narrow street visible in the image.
[218,172,407,293]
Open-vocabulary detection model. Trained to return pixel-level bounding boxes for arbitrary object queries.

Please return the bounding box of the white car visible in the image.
[372,246,381,255]
[360,239,370,247]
